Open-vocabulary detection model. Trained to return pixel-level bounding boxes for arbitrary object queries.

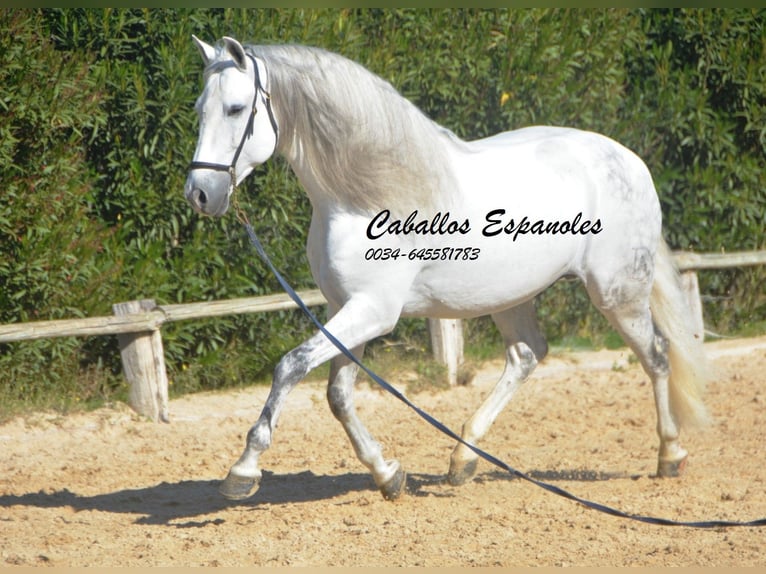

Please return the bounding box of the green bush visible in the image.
[620,9,765,332]
[1,8,763,414]
[0,10,121,409]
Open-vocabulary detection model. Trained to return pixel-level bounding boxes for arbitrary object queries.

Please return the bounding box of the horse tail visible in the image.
[650,238,712,429]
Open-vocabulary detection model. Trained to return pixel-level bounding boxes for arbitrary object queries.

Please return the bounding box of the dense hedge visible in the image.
[1,8,764,407]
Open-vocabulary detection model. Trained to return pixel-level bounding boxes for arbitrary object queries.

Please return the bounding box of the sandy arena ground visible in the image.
[1,335,764,566]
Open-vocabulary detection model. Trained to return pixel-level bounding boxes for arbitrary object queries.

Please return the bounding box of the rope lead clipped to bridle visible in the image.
[234,203,766,529]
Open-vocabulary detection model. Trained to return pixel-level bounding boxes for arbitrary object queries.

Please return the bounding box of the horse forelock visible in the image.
[202,59,240,82]
[242,44,464,214]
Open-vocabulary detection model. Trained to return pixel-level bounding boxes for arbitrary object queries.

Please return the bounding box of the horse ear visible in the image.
[223,36,248,72]
[192,35,215,66]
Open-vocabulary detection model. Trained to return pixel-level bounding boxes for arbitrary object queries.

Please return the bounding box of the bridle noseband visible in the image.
[188,53,279,194]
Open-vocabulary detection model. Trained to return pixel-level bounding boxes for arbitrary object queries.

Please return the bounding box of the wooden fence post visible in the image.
[429,318,464,386]
[679,271,705,341]
[113,299,169,422]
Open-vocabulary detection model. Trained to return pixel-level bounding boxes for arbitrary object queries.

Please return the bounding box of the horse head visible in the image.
[185,36,278,217]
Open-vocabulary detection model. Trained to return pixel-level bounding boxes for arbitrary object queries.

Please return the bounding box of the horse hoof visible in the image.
[219,471,260,500]
[656,454,688,478]
[448,458,478,486]
[380,466,407,501]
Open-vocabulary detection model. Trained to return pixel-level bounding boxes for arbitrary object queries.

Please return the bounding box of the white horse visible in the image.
[185,37,710,501]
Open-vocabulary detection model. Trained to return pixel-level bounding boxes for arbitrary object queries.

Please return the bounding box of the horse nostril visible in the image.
[197,189,207,205]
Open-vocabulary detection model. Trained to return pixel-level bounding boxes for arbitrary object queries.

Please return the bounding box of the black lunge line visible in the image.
[236,211,765,529]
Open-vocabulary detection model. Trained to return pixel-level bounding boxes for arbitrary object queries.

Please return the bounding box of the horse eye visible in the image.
[227,105,246,117]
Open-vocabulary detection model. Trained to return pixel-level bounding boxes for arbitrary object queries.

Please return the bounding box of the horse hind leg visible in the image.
[327,346,407,501]
[448,301,547,486]
[648,331,690,478]
[588,276,689,479]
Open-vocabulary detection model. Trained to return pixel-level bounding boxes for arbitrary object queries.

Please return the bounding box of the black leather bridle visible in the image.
[188,53,279,193]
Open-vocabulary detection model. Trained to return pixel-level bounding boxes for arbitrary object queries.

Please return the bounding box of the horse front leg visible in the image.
[327,347,407,501]
[219,343,314,500]
[219,296,400,500]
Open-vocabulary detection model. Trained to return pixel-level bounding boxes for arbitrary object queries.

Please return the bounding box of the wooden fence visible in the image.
[1,250,764,421]
[674,250,766,338]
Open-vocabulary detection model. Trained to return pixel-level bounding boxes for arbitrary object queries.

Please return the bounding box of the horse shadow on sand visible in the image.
[0,467,638,528]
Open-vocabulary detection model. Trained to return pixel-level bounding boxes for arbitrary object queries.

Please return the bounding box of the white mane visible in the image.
[246,44,467,214]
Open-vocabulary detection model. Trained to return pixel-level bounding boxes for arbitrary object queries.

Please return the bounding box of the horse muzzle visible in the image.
[184,174,231,217]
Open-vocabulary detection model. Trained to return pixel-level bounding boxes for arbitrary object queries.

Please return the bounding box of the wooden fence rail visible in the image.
[1,251,763,421]
[674,250,766,339]
[0,289,327,422]
[674,250,766,271]
[0,290,328,343]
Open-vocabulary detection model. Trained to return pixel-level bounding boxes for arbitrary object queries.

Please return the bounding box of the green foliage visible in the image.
[1,8,764,414]
[0,10,121,409]
[620,9,766,331]
[43,8,319,380]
